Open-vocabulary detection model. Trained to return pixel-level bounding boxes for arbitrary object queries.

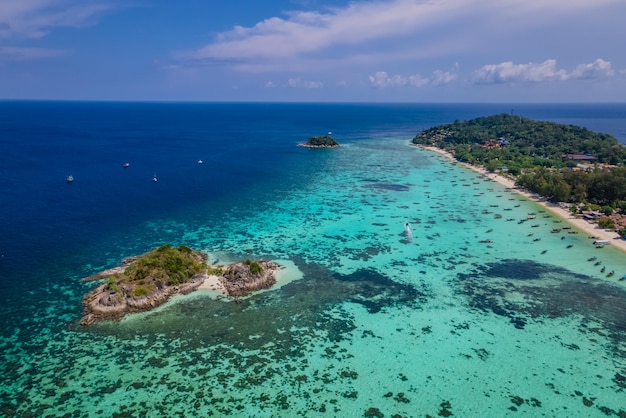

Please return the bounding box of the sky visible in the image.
[0,0,625,102]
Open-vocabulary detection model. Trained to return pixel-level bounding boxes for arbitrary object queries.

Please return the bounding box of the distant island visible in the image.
[298,135,341,148]
[81,244,281,325]
[412,113,626,237]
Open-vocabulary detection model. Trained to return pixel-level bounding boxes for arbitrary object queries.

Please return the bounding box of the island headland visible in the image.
[412,113,626,254]
[81,244,281,325]
[297,135,341,148]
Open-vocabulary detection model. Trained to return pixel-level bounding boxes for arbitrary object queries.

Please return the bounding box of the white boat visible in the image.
[404,222,413,241]
[198,160,203,164]
[66,175,74,183]
[593,240,610,245]
[153,173,158,182]
[123,162,130,168]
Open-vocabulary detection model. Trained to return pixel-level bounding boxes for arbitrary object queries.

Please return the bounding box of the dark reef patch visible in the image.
[91,258,426,348]
[456,259,626,348]
[365,182,410,192]
[57,258,430,417]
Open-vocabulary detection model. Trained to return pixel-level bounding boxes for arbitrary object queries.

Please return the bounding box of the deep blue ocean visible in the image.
[2,102,624,285]
[1,102,625,417]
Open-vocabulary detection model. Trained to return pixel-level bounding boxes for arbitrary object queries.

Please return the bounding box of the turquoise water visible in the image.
[1,103,625,417]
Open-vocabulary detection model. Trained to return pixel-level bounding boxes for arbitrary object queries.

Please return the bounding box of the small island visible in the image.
[80,244,281,325]
[298,135,341,148]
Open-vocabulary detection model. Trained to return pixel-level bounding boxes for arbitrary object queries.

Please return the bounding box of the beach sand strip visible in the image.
[418,145,626,255]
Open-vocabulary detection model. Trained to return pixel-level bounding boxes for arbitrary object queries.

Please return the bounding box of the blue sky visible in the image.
[1,0,625,102]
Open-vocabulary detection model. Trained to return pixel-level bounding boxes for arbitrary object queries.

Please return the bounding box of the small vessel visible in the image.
[593,240,610,246]
[404,222,413,241]
[588,256,597,262]
[153,173,158,182]
[123,162,130,168]
[479,239,493,243]
[601,266,606,273]
[566,244,573,248]
[620,275,626,281]
[66,175,74,183]
[607,270,615,277]
[541,250,548,254]
[595,261,602,266]
[198,160,203,164]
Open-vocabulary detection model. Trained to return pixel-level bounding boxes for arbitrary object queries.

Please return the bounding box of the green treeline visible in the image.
[412,113,626,208]
[108,244,207,297]
[516,166,626,207]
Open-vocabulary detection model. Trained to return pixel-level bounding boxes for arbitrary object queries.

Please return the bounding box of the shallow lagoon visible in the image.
[0,103,625,417]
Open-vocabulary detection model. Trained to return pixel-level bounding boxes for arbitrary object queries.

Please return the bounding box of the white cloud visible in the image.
[570,59,614,79]
[287,78,324,89]
[0,0,116,40]
[473,60,568,83]
[473,59,615,84]
[369,68,456,88]
[431,70,457,86]
[187,0,620,73]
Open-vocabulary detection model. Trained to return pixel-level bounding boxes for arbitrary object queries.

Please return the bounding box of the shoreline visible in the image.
[417,145,626,255]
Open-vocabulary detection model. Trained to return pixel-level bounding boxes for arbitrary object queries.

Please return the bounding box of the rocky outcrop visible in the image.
[81,272,206,326]
[80,251,282,325]
[297,135,341,148]
[220,260,280,297]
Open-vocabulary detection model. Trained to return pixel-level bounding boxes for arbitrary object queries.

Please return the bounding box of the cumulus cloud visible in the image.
[570,59,614,79]
[369,68,456,88]
[473,59,614,84]
[288,78,324,89]
[0,0,116,40]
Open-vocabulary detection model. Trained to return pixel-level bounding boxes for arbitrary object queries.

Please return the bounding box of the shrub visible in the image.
[598,217,615,229]
[131,286,149,297]
[243,259,264,275]
[105,276,121,293]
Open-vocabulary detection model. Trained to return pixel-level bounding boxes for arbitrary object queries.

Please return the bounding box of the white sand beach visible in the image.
[198,274,227,294]
[419,145,626,254]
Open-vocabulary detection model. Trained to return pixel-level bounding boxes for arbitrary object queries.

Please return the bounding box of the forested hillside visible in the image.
[413,114,626,226]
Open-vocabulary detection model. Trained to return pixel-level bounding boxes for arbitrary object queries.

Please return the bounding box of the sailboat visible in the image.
[404,222,413,241]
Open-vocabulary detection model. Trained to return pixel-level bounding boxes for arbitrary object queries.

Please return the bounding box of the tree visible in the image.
[598,217,615,229]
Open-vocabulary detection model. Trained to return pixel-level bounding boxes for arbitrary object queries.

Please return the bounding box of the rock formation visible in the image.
[297,135,341,148]
[219,260,280,297]
[80,246,281,325]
